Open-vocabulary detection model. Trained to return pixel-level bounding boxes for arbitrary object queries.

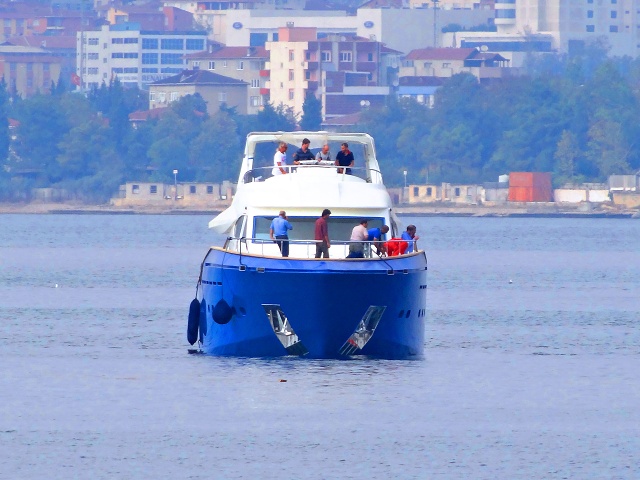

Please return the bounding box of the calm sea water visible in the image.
[1,214,639,479]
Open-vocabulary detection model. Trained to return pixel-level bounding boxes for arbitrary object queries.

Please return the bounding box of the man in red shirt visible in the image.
[314,209,331,258]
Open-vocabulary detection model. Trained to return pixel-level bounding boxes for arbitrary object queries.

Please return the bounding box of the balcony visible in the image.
[259,69,269,77]
[260,87,269,95]
[356,62,377,72]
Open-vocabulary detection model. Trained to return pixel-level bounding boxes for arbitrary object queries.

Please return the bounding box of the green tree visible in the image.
[11,94,71,183]
[256,102,296,132]
[586,118,632,179]
[554,130,581,185]
[299,94,322,131]
[147,110,194,180]
[171,93,208,121]
[189,110,241,181]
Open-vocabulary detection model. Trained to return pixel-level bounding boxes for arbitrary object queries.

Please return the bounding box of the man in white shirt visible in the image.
[347,219,368,258]
[315,144,331,163]
[272,142,288,175]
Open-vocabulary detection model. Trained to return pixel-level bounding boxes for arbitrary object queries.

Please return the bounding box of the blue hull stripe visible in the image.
[201,249,428,359]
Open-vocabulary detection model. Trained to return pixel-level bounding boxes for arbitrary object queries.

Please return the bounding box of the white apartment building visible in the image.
[216,10,357,47]
[494,0,639,57]
[355,7,495,52]
[162,0,254,45]
[77,24,207,90]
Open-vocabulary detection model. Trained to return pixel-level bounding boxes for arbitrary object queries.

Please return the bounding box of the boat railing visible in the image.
[222,237,417,259]
[241,164,382,184]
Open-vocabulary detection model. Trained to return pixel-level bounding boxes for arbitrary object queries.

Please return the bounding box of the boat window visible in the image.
[252,216,386,242]
[233,215,246,238]
[390,217,398,237]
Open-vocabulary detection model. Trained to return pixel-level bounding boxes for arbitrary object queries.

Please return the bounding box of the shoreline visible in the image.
[0,202,638,218]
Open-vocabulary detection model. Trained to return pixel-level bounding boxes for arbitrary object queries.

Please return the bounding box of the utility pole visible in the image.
[173,170,178,200]
[79,0,85,91]
[433,0,439,48]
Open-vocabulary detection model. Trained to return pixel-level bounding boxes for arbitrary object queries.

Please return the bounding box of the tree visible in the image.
[586,118,632,179]
[554,130,581,185]
[171,93,208,119]
[256,102,296,132]
[11,94,72,184]
[146,110,193,180]
[300,94,322,131]
[189,110,241,181]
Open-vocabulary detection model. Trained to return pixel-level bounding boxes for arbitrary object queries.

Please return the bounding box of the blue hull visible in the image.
[198,249,427,359]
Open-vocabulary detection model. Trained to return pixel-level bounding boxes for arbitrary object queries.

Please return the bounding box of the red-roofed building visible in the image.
[0,44,62,97]
[128,106,171,128]
[8,35,76,87]
[185,45,268,114]
[106,5,165,31]
[163,7,195,31]
[149,69,249,114]
[104,3,194,32]
[0,4,99,37]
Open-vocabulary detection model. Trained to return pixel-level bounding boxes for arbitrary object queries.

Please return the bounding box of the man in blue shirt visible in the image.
[367,224,389,256]
[400,225,419,253]
[269,210,293,257]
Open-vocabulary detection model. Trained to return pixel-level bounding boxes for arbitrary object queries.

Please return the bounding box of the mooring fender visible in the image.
[187,298,201,345]
[212,299,235,325]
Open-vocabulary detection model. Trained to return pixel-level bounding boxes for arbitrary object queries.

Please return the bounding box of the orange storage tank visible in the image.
[508,172,552,202]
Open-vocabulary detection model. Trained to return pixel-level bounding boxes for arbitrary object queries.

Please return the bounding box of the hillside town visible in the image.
[1,0,640,215]
[1,0,638,121]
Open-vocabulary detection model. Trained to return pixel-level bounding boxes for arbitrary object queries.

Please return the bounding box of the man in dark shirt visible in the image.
[292,138,315,165]
[314,208,331,258]
[335,142,354,174]
[368,224,389,256]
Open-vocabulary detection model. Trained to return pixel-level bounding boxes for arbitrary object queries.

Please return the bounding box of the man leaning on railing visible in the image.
[347,219,368,258]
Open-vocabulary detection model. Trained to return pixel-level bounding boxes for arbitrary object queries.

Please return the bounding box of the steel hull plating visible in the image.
[199,248,427,359]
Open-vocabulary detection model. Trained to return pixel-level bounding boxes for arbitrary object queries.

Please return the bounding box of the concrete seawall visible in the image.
[0,202,638,218]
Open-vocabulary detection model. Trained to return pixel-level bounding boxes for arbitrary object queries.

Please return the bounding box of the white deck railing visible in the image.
[222,237,417,260]
[241,164,383,185]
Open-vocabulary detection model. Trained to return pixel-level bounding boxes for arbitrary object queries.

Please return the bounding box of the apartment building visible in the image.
[209,9,357,46]
[77,23,207,90]
[493,0,639,57]
[8,35,77,88]
[0,44,62,97]
[185,46,268,114]
[105,5,195,32]
[266,27,400,119]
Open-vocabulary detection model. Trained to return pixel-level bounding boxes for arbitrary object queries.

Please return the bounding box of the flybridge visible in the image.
[237,131,383,185]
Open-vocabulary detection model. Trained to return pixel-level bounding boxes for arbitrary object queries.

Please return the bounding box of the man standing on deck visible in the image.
[314,209,331,258]
[335,142,354,174]
[347,219,368,258]
[401,225,420,253]
[315,144,331,163]
[367,224,389,256]
[292,138,315,165]
[270,211,293,257]
[272,142,288,175]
